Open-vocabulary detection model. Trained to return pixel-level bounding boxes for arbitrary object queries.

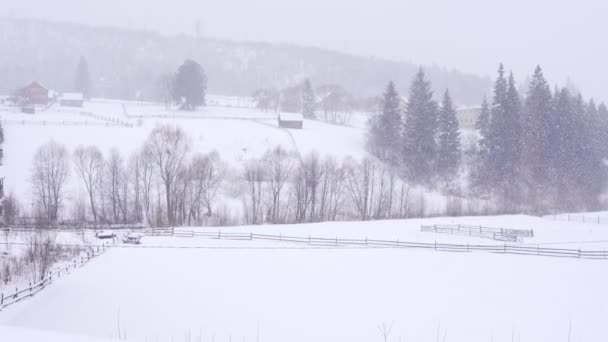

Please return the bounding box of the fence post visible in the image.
[578,249,581,258]
[504,243,507,254]
[1,293,3,306]
[434,240,437,251]
[250,232,253,241]
[365,236,368,247]
[335,236,338,246]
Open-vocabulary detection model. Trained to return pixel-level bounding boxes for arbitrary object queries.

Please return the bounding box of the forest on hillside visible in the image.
[0,17,490,105]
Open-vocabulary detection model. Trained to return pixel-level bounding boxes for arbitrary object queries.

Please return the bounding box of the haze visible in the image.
[4,0,608,100]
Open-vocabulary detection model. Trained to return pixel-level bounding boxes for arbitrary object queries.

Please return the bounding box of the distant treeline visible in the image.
[0,17,490,105]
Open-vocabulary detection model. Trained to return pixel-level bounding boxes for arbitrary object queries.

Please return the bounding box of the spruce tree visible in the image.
[368,81,402,165]
[598,103,608,159]
[472,96,491,191]
[521,65,553,202]
[402,69,438,184]
[483,65,522,204]
[436,89,461,179]
[301,79,316,119]
[173,59,207,110]
[75,56,92,100]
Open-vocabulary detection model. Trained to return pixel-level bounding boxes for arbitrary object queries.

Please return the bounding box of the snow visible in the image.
[187,214,608,249]
[0,215,607,341]
[0,234,606,342]
[0,98,366,204]
[0,326,118,342]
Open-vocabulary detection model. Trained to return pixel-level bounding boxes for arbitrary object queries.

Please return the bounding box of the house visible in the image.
[278,113,303,129]
[19,82,50,106]
[60,92,84,107]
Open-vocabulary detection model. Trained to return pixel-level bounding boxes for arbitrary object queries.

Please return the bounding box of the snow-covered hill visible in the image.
[1,98,366,204]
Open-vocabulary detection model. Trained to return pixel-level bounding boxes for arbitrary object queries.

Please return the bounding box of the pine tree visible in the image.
[368,81,402,165]
[521,65,553,204]
[436,89,461,179]
[402,69,438,184]
[472,96,491,191]
[172,59,207,110]
[482,65,522,204]
[476,96,490,139]
[75,56,92,100]
[598,103,608,159]
[301,79,316,119]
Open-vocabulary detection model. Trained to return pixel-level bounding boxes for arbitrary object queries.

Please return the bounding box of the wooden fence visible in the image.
[544,214,608,225]
[143,228,606,260]
[421,224,534,242]
[0,118,132,128]
[0,244,109,310]
[1,224,146,233]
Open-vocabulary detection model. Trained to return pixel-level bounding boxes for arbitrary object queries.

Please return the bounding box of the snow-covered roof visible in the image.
[279,112,303,122]
[61,92,84,101]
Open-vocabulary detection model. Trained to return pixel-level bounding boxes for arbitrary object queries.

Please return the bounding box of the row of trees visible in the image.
[30,126,223,227]
[474,65,608,211]
[368,71,461,186]
[368,65,608,213]
[28,126,473,227]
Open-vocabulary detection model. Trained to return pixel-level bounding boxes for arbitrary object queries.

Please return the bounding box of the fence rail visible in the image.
[0,119,132,128]
[142,228,606,260]
[421,224,533,242]
[0,244,109,310]
[1,224,146,233]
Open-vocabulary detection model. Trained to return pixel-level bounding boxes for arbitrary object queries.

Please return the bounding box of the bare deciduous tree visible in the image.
[73,145,104,223]
[106,148,128,223]
[264,146,295,224]
[31,141,70,223]
[244,160,266,224]
[144,125,190,225]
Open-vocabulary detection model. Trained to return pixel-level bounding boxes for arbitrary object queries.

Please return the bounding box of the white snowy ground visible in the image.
[0,215,607,342]
[0,98,365,204]
[187,214,608,249]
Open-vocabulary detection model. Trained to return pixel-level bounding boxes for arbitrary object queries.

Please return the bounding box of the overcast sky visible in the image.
[5,0,608,101]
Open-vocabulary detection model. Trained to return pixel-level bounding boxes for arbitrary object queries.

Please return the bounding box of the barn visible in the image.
[60,92,84,107]
[19,82,50,106]
[278,113,303,129]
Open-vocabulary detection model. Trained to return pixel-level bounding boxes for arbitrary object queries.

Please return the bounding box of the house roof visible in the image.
[279,112,303,122]
[61,92,84,101]
[22,81,49,92]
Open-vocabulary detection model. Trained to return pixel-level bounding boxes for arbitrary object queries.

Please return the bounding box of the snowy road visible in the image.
[1,237,606,342]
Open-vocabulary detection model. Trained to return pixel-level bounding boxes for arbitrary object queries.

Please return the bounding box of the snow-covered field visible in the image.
[1,214,607,342]
[0,97,366,203]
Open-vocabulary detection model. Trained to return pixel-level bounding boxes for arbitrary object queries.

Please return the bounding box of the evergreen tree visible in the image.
[483,65,522,204]
[436,89,461,179]
[301,79,316,119]
[476,96,490,139]
[598,103,608,159]
[368,81,402,165]
[521,66,553,206]
[173,59,207,110]
[472,96,491,190]
[75,56,92,100]
[402,69,438,184]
